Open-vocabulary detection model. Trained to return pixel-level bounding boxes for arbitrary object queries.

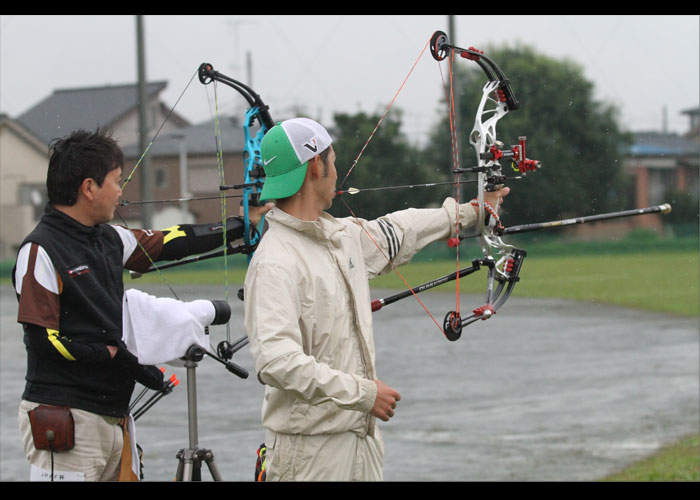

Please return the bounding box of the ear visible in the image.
[307,156,323,180]
[79,178,97,202]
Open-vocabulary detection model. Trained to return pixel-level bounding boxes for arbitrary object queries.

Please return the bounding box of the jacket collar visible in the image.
[267,208,345,242]
[41,203,103,242]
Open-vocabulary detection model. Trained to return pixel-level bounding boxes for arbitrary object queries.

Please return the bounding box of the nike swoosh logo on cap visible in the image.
[263,156,277,166]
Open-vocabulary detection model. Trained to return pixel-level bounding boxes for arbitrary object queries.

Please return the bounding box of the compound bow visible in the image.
[345,31,539,340]
[429,30,540,340]
[197,63,275,261]
[362,30,671,342]
[121,63,274,274]
[117,63,275,365]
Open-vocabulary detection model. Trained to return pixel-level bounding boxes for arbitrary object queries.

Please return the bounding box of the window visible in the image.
[154,166,168,189]
[17,183,47,220]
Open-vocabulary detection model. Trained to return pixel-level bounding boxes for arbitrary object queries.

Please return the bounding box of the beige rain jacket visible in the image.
[244,198,477,441]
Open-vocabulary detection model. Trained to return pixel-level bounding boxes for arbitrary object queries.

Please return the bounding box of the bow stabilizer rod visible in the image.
[128,240,255,279]
[499,203,672,236]
[457,204,673,241]
[371,261,484,313]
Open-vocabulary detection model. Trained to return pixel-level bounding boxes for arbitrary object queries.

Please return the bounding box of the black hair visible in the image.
[46,128,124,206]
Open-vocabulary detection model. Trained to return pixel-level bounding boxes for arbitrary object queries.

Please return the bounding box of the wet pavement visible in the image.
[1,283,697,481]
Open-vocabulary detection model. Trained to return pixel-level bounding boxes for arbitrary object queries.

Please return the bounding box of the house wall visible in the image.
[116,152,247,230]
[622,154,697,234]
[0,124,49,257]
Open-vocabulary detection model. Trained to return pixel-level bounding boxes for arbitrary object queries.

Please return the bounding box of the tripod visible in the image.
[174,340,248,481]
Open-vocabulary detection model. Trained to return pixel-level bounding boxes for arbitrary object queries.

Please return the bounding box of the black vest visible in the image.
[15,204,134,416]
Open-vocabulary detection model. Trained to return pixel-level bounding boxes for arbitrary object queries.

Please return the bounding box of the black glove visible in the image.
[131,364,165,391]
[113,342,165,391]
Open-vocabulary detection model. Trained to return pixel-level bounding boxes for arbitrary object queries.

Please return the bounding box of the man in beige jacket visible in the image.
[244,118,508,481]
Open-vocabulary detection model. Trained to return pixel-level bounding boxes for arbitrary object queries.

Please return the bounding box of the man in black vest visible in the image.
[13,128,269,481]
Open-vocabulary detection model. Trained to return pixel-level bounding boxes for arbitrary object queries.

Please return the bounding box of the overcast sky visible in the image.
[1,15,698,146]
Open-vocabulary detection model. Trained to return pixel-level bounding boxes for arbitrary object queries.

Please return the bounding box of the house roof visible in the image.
[16,82,170,145]
[628,131,699,157]
[121,115,246,158]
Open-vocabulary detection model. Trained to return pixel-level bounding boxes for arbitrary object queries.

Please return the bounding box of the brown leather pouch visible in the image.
[28,405,75,452]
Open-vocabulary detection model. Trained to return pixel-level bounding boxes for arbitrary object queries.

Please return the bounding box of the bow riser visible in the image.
[470,80,510,164]
[240,106,269,256]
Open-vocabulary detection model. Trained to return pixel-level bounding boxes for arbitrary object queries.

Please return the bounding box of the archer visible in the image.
[11,128,269,482]
[243,117,509,481]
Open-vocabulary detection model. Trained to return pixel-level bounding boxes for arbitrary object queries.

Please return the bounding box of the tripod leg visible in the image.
[202,451,222,481]
[175,454,184,481]
[176,448,197,481]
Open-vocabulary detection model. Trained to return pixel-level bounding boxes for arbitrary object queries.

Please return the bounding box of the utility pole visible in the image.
[136,15,153,228]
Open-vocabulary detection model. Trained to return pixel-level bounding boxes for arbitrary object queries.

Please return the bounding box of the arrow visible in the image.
[336,179,480,196]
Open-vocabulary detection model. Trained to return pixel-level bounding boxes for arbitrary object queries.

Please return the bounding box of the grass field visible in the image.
[369,249,699,318]
[601,434,699,481]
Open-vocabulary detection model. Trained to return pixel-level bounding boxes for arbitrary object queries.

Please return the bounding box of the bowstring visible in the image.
[447,47,463,320]
[121,69,199,192]
[211,80,232,345]
[434,43,466,329]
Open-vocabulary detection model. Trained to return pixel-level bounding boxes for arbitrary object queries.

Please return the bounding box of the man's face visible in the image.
[91,167,123,223]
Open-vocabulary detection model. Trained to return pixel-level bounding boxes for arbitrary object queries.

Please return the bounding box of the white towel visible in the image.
[122,288,216,366]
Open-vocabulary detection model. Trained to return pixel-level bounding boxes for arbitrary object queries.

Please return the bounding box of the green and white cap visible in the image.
[260,118,333,200]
